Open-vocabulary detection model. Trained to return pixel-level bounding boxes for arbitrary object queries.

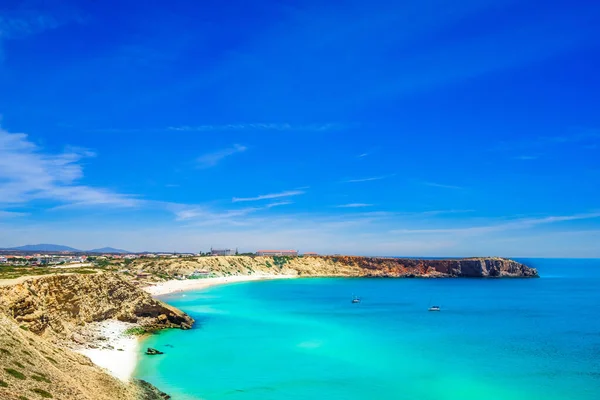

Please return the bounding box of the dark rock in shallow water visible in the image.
[146,347,164,355]
[136,379,172,399]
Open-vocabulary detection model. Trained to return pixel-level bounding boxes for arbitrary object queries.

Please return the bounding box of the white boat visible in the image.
[428,305,441,311]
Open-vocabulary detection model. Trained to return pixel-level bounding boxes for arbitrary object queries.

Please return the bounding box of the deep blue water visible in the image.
[135,259,600,399]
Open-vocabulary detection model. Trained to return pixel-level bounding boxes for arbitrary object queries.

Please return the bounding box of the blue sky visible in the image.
[1,0,599,256]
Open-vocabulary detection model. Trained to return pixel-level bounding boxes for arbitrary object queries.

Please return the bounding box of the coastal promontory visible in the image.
[131,255,538,279]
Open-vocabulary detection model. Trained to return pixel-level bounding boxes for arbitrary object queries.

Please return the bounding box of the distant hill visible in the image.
[87,247,130,254]
[6,244,81,252]
[1,244,131,254]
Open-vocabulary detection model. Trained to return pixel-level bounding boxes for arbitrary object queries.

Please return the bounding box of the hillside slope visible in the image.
[0,273,194,399]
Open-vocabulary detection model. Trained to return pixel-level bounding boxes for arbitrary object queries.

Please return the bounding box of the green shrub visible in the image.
[31,388,53,398]
[0,379,8,387]
[18,396,29,400]
[124,326,158,336]
[31,374,51,383]
[4,368,26,379]
[0,348,10,355]
[13,361,25,369]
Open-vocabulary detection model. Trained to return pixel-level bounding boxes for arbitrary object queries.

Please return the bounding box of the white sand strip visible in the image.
[143,274,297,296]
[75,320,139,382]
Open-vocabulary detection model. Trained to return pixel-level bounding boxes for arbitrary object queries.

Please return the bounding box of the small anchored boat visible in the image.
[351,295,361,304]
[428,305,441,312]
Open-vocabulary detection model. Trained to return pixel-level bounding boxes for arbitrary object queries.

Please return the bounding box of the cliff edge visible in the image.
[0,272,188,400]
[131,255,538,279]
[0,273,193,338]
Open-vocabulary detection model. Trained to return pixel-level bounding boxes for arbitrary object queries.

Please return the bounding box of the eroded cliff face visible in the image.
[131,256,537,278]
[0,273,193,338]
[0,313,168,400]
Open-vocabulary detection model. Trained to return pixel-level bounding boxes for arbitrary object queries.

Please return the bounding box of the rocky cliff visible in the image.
[0,312,138,400]
[0,273,193,338]
[131,255,537,279]
[0,272,185,400]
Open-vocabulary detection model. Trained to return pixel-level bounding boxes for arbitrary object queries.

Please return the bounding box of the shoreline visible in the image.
[79,274,297,382]
[142,273,298,296]
[72,320,140,382]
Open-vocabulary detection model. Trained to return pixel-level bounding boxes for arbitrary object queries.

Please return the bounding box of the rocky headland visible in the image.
[131,255,538,279]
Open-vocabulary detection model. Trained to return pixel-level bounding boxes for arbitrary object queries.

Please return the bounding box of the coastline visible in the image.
[80,274,297,382]
[73,320,140,382]
[142,273,298,296]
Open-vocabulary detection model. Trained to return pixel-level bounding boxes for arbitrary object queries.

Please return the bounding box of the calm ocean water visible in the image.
[135,259,600,400]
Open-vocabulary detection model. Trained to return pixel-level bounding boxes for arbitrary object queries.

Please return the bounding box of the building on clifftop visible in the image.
[256,249,299,256]
[211,248,236,256]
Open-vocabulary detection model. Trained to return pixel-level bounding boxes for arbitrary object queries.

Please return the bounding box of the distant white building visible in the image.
[0,256,7,263]
[211,248,236,256]
[256,250,298,257]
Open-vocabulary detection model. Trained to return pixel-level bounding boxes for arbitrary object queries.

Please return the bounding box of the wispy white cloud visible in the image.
[265,201,293,208]
[0,10,83,62]
[0,126,138,208]
[232,190,305,203]
[392,212,600,236]
[496,129,600,152]
[172,201,292,224]
[344,175,392,183]
[357,153,369,158]
[418,209,475,216]
[169,123,341,132]
[514,155,539,160]
[196,144,247,168]
[0,13,60,39]
[0,210,29,218]
[422,181,463,190]
[336,203,373,208]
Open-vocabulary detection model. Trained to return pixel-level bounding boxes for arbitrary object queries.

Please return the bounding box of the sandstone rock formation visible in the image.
[0,273,193,338]
[131,255,537,279]
[0,313,168,400]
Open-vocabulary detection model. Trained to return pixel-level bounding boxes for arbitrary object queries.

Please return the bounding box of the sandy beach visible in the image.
[73,274,296,381]
[143,273,297,296]
[74,320,140,382]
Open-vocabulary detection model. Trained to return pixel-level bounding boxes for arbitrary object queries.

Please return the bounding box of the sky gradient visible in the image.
[1,0,599,256]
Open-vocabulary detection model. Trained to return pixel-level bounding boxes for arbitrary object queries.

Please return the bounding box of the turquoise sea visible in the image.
[135,259,600,400]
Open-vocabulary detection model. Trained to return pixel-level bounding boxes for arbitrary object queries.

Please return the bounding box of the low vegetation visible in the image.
[30,388,53,398]
[4,368,26,380]
[0,265,101,280]
[31,374,51,383]
[124,326,160,336]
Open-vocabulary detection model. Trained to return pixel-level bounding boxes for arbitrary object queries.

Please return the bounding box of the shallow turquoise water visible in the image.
[135,259,600,399]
